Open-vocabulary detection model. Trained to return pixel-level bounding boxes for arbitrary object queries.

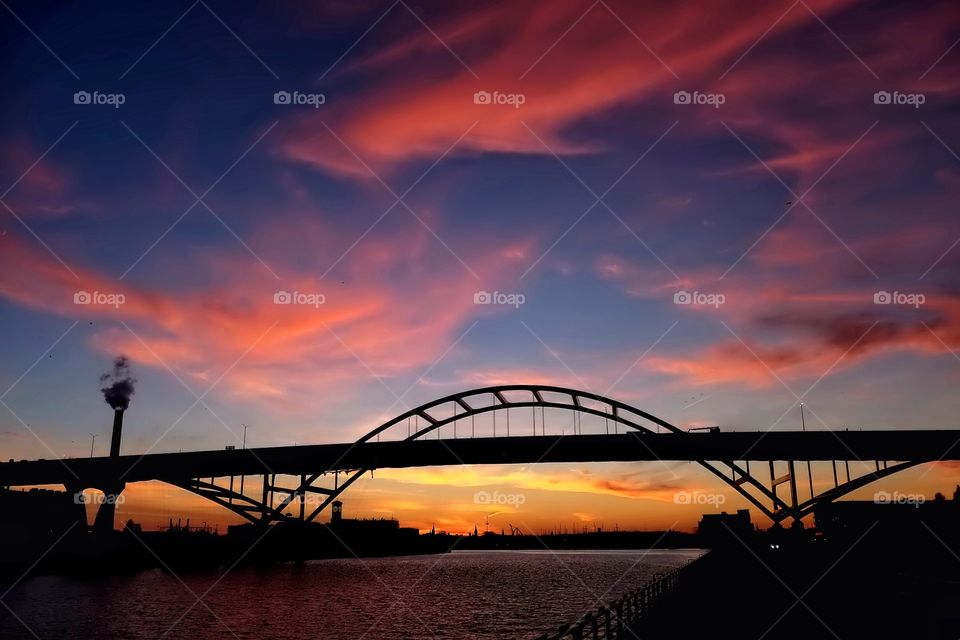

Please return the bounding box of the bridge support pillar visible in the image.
[92,482,126,535]
[64,481,89,531]
[260,473,270,524]
[64,481,126,534]
[299,474,306,520]
[788,460,800,524]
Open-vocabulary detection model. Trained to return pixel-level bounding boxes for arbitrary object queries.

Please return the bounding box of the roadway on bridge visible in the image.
[2,430,959,487]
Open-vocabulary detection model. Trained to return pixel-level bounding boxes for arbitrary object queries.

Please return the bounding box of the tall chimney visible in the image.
[109,409,124,457]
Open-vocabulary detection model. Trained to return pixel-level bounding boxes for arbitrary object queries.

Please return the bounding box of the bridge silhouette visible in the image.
[2,385,958,529]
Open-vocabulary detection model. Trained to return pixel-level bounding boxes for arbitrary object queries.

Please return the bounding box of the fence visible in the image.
[532,552,708,640]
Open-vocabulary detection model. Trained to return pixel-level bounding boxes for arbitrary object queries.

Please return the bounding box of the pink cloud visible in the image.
[1,135,76,219]
[277,0,880,178]
[598,216,960,388]
[0,217,532,410]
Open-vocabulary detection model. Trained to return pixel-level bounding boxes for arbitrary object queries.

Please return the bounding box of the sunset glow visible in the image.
[2,0,960,535]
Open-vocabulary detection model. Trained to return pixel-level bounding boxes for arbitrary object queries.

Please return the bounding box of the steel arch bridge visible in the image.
[156,384,925,527]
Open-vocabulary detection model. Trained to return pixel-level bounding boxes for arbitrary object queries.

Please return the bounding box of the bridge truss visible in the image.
[167,385,921,526]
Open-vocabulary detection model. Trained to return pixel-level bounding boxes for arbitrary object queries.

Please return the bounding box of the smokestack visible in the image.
[109,409,124,457]
[100,356,136,458]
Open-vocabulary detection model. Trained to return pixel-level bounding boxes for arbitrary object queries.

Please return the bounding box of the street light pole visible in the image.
[89,433,97,458]
[239,424,249,496]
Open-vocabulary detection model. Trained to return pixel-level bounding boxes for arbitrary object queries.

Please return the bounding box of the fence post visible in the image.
[571,621,583,640]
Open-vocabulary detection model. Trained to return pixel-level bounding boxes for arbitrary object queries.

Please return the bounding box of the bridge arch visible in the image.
[168,385,921,527]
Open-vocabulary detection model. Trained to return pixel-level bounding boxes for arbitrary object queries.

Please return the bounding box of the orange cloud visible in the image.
[374,463,685,502]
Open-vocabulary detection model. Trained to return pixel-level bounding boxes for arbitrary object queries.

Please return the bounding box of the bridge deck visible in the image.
[2,430,958,487]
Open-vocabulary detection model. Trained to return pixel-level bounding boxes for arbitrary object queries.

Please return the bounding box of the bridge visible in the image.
[1,385,957,530]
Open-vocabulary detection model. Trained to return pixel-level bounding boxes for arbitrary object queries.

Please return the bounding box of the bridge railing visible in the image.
[532,552,707,640]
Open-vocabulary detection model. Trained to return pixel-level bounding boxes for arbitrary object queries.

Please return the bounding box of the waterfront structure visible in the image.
[2,385,958,532]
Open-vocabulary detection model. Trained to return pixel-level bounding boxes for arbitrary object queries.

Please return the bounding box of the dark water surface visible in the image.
[0,549,704,639]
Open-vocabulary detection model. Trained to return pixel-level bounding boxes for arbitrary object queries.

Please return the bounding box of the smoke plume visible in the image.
[100,356,136,410]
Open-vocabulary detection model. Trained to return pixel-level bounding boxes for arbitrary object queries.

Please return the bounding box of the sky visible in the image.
[1,0,960,533]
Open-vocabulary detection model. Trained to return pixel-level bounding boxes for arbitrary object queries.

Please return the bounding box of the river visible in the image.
[0,549,704,639]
